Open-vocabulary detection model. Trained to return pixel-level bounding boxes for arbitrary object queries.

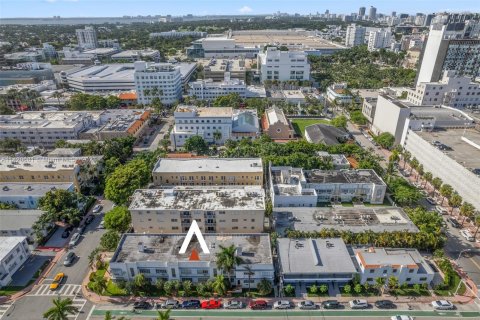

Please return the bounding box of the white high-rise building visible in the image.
[134,61,183,105]
[367,29,392,51]
[257,47,310,82]
[188,73,246,100]
[75,26,98,49]
[345,24,366,47]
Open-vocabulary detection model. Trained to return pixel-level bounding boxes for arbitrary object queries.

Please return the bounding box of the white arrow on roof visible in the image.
[179,219,210,254]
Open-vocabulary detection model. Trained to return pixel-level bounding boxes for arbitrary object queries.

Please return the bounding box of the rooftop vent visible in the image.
[138,242,146,252]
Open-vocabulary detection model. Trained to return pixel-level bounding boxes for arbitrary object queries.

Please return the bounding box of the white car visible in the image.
[431,300,455,310]
[460,229,475,242]
[92,204,103,213]
[273,300,292,309]
[349,299,368,309]
[69,233,81,247]
[98,219,105,229]
[298,300,317,310]
[391,316,414,320]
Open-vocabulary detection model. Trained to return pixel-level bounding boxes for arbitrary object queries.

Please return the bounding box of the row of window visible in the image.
[177,119,227,124]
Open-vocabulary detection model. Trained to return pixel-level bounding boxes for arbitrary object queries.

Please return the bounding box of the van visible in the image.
[460,230,475,242]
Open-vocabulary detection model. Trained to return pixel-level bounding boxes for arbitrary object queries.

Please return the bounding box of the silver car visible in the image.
[224,300,244,309]
[69,233,81,248]
[298,300,317,310]
[273,300,292,309]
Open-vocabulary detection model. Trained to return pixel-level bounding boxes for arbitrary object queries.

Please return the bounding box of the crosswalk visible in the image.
[0,304,12,319]
[27,284,82,297]
[67,297,87,319]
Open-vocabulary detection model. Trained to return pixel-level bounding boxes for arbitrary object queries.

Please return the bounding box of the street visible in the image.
[1,199,113,320]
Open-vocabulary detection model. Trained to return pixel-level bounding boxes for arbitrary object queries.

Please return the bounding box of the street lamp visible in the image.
[456,249,471,264]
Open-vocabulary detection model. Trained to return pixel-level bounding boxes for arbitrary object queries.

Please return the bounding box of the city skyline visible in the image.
[1,0,480,18]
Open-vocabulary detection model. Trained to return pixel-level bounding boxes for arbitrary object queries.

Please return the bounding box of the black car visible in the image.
[322,300,342,309]
[85,215,95,225]
[61,230,70,238]
[375,300,396,309]
[181,300,201,309]
[63,252,76,266]
[133,301,152,310]
[65,225,74,232]
[448,217,461,228]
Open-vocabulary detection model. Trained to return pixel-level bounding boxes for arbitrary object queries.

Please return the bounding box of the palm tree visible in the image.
[389,150,400,164]
[409,157,419,175]
[215,244,243,285]
[375,277,386,295]
[402,150,411,169]
[51,91,63,107]
[104,311,113,320]
[156,309,171,320]
[243,264,255,294]
[439,184,453,206]
[90,274,107,295]
[460,202,475,225]
[416,164,424,182]
[473,215,480,238]
[431,177,443,197]
[212,274,228,296]
[43,297,79,320]
[213,130,222,145]
[88,247,101,268]
[423,172,432,188]
[449,193,462,214]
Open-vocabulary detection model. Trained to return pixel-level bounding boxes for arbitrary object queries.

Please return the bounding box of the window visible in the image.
[369,269,375,273]
[408,269,414,273]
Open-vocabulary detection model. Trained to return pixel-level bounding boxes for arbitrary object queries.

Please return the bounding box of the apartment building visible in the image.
[355,247,435,285]
[326,83,353,104]
[345,24,366,47]
[270,165,387,207]
[134,61,183,105]
[407,71,480,108]
[109,233,274,289]
[0,237,31,287]
[75,26,98,49]
[0,210,50,243]
[257,47,310,82]
[361,97,378,123]
[189,76,246,100]
[129,186,265,234]
[367,29,392,51]
[203,59,247,82]
[0,183,74,209]
[0,156,102,191]
[260,106,295,140]
[152,158,263,186]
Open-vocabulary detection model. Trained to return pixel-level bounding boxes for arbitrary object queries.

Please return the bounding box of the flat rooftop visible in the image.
[129,186,265,211]
[0,210,44,230]
[410,106,473,123]
[0,157,85,172]
[175,105,233,118]
[416,128,480,170]
[153,158,263,174]
[0,182,74,196]
[0,111,100,130]
[111,233,272,264]
[232,32,342,49]
[274,206,419,234]
[47,148,81,157]
[304,169,385,185]
[0,236,27,261]
[67,64,134,81]
[278,237,356,275]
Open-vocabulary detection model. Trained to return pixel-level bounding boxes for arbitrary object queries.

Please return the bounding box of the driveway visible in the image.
[42,227,69,248]
[9,252,54,286]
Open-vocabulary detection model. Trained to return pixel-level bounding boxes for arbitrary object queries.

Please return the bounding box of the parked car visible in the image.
[321,300,342,309]
[49,272,64,290]
[435,206,448,215]
[273,300,292,309]
[92,204,103,213]
[375,300,396,309]
[181,300,201,309]
[298,300,318,310]
[76,225,86,234]
[201,299,221,309]
[98,219,105,229]
[61,230,70,238]
[391,316,414,320]
[133,301,152,310]
[426,197,436,205]
[160,300,179,309]
[85,214,95,225]
[431,300,455,310]
[63,252,76,266]
[349,299,369,309]
[249,300,268,310]
[448,217,461,228]
[224,300,244,309]
[65,225,74,232]
[69,233,81,247]
[460,229,475,242]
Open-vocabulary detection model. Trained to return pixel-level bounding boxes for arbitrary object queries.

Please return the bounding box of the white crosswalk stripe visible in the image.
[67,298,87,319]
[0,304,13,320]
[27,284,82,297]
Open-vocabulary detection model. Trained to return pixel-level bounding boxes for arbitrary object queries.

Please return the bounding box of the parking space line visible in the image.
[0,304,13,320]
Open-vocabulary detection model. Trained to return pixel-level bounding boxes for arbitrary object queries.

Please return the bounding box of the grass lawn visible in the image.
[393,287,430,296]
[105,280,127,296]
[0,286,25,296]
[434,274,465,296]
[290,118,330,137]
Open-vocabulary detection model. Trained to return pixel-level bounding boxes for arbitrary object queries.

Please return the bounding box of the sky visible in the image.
[1,0,479,18]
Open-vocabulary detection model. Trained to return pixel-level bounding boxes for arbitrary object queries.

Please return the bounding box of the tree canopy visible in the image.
[104,206,132,233]
[183,135,209,155]
[104,159,150,205]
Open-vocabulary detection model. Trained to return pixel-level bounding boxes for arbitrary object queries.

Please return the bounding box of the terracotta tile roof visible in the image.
[119,92,137,100]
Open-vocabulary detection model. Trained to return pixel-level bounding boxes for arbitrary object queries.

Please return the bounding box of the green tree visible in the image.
[349,110,368,125]
[284,284,295,296]
[215,244,243,285]
[133,274,148,292]
[90,274,107,295]
[473,215,480,237]
[164,280,174,296]
[320,284,328,294]
[309,284,318,294]
[449,193,462,214]
[156,309,171,320]
[387,276,398,291]
[104,311,113,320]
[43,297,79,320]
[375,277,386,295]
[257,278,272,296]
[182,280,193,297]
[343,284,352,294]
[374,132,395,149]
[88,247,101,268]
[212,130,222,145]
[155,278,165,292]
[460,202,475,224]
[106,95,121,109]
[212,274,228,296]
[183,135,209,155]
[440,184,453,206]
[0,202,18,209]
[104,159,150,205]
[431,177,443,197]
[100,230,120,251]
[331,115,347,128]
[354,283,362,294]
[423,172,433,188]
[402,150,411,169]
[104,206,131,233]
[160,139,170,152]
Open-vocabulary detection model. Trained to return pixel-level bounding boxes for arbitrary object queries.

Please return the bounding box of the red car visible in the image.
[249,300,268,310]
[201,299,222,309]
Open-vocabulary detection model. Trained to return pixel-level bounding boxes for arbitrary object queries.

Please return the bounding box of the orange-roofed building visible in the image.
[261,106,295,140]
[118,92,137,106]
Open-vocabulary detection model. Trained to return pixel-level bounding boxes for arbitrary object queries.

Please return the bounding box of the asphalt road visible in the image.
[133,116,173,152]
[2,199,113,320]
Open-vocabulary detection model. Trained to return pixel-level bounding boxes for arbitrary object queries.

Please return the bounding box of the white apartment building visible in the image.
[345,24,366,47]
[326,83,353,104]
[189,75,246,100]
[270,165,387,207]
[0,237,31,287]
[109,233,274,288]
[0,183,75,209]
[134,61,182,105]
[258,47,310,82]
[408,71,480,108]
[129,186,265,234]
[355,247,435,285]
[75,26,98,49]
[367,29,392,51]
[0,210,50,243]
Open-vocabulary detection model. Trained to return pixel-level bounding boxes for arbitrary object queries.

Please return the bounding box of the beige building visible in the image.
[0,156,102,191]
[261,106,295,140]
[129,186,265,234]
[152,158,263,186]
